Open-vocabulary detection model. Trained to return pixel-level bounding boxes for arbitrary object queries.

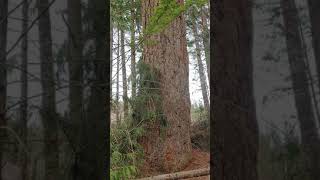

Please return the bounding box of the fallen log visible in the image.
[135,167,210,180]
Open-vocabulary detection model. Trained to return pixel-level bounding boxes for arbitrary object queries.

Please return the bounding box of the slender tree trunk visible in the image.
[20,0,29,179]
[81,0,109,178]
[121,29,128,119]
[307,0,320,92]
[281,0,320,179]
[111,17,113,98]
[131,0,137,99]
[37,0,59,179]
[200,7,209,80]
[212,0,259,179]
[191,10,209,113]
[116,29,120,124]
[0,1,8,180]
[139,0,192,172]
[67,0,83,179]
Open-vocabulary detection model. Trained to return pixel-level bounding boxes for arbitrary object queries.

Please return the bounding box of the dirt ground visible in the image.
[138,148,210,179]
[182,148,210,180]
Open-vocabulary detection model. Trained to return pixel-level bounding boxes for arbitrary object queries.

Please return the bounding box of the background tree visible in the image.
[116,29,120,124]
[0,1,8,179]
[130,0,137,99]
[307,0,320,88]
[281,0,320,178]
[121,29,128,119]
[81,0,109,178]
[37,0,59,179]
[19,0,29,179]
[199,6,209,79]
[67,0,84,179]
[190,6,209,113]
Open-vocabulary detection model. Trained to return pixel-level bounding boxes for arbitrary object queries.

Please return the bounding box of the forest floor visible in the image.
[138,148,210,180]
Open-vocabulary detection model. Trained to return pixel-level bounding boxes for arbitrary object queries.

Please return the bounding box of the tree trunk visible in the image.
[81,0,109,179]
[0,1,8,180]
[131,0,137,99]
[212,0,259,179]
[136,168,209,180]
[67,0,83,179]
[37,0,59,179]
[191,9,209,113]
[200,6,210,80]
[116,29,120,124]
[20,0,29,179]
[139,0,192,172]
[281,0,320,179]
[111,17,113,98]
[307,0,320,92]
[121,29,128,119]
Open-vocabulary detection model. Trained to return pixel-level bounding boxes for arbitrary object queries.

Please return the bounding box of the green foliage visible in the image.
[111,0,132,30]
[191,103,208,122]
[110,121,144,180]
[143,0,207,36]
[131,62,166,127]
[111,165,137,180]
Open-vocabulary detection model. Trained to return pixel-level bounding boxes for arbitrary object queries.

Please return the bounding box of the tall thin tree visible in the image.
[281,0,320,178]
[212,0,259,179]
[67,0,83,178]
[121,29,128,119]
[37,0,59,179]
[20,0,29,179]
[81,0,109,178]
[307,0,320,91]
[130,0,137,99]
[200,6,209,79]
[0,1,8,180]
[191,8,209,113]
[116,29,120,124]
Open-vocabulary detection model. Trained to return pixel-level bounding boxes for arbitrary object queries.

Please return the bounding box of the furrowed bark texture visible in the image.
[140,0,192,172]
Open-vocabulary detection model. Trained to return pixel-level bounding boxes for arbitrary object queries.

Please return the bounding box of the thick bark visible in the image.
[281,0,320,179]
[191,10,209,113]
[80,0,109,179]
[131,0,137,99]
[212,0,259,179]
[67,0,83,179]
[121,29,128,118]
[307,0,320,91]
[140,0,192,172]
[37,0,59,179]
[20,0,29,179]
[0,1,8,180]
